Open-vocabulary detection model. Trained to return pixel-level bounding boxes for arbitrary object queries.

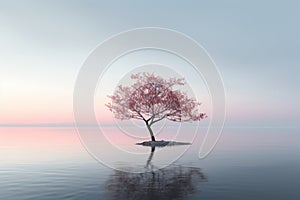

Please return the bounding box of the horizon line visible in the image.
[0,123,299,129]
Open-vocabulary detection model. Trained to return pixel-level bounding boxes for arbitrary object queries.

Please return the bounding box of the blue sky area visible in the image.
[0,0,299,127]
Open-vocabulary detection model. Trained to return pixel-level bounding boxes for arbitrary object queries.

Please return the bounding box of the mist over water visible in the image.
[1,127,299,200]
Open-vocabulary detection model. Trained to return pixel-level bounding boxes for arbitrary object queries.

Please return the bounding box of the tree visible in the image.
[106,72,207,141]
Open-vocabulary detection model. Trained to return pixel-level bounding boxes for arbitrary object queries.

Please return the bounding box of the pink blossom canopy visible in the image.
[106,73,207,125]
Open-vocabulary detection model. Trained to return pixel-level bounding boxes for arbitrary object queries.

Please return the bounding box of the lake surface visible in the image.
[1,127,300,200]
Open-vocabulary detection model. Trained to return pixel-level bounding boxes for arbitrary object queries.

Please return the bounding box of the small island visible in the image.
[136,140,191,147]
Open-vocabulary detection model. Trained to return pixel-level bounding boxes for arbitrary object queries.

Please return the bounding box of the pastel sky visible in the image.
[0,0,299,127]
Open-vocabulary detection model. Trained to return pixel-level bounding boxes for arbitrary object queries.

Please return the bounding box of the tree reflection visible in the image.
[105,147,207,200]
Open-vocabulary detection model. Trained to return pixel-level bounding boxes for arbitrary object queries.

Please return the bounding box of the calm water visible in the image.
[0,127,300,200]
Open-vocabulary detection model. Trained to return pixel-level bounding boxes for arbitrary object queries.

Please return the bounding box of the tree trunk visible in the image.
[146,123,156,141]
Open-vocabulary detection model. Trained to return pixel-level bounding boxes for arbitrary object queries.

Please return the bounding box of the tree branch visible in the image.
[134,110,147,122]
[150,116,166,126]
